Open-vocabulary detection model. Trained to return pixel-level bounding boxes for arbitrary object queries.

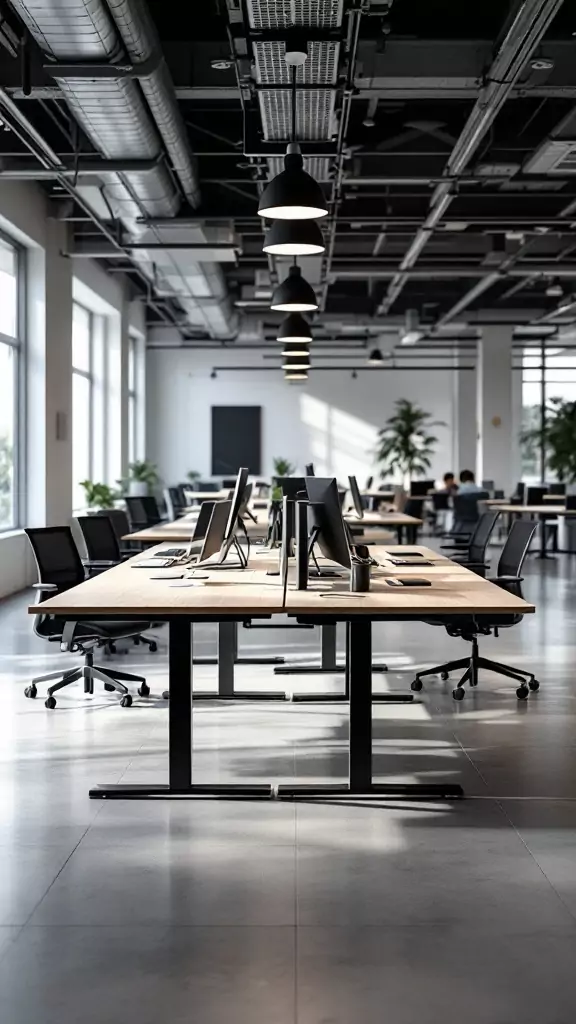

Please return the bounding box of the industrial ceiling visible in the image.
[1,0,576,354]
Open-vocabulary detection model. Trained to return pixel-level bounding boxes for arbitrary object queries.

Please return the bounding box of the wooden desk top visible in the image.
[31,545,533,620]
[497,504,576,516]
[543,494,566,501]
[352,511,422,527]
[184,489,230,500]
[361,489,395,499]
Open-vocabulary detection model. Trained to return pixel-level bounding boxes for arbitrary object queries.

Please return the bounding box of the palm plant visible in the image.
[272,457,296,476]
[79,481,120,509]
[521,397,576,481]
[375,399,444,486]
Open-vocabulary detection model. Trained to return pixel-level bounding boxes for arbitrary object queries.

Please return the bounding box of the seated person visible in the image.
[436,472,458,495]
[458,469,483,494]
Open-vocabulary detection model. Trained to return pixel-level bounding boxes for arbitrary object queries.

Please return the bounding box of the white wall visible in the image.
[146,345,458,485]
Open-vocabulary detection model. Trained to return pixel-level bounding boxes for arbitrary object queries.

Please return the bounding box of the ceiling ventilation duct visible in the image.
[9,0,235,337]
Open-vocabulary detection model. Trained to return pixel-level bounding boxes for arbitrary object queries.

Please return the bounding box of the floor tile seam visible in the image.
[17,823,96,928]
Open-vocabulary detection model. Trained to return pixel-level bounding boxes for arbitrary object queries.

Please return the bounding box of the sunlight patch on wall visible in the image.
[300,393,377,478]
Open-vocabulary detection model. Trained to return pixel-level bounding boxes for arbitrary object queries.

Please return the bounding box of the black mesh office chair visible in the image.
[411,519,538,700]
[125,495,162,530]
[449,491,489,538]
[164,486,185,520]
[441,510,500,575]
[76,516,159,654]
[25,527,152,709]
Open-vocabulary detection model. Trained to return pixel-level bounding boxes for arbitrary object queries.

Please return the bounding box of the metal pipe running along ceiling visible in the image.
[377,0,566,317]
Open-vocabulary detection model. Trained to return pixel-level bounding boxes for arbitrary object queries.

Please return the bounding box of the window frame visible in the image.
[128,333,138,464]
[72,301,95,510]
[0,230,25,533]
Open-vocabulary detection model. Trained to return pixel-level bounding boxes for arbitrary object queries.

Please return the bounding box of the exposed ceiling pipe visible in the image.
[377,0,566,316]
[436,238,539,326]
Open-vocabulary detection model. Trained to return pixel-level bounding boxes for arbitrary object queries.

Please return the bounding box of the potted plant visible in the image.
[521,397,576,481]
[272,457,296,477]
[79,481,120,509]
[186,470,201,484]
[125,460,159,497]
[375,399,444,488]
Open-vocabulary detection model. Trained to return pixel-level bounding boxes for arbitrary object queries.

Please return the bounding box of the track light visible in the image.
[276,312,312,343]
[263,219,325,256]
[271,264,318,312]
[367,347,385,366]
[546,280,563,298]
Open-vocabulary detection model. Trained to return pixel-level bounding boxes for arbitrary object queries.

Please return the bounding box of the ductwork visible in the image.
[9,0,235,336]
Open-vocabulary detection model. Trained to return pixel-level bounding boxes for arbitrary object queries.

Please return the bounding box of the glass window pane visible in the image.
[128,336,136,393]
[0,239,17,339]
[0,343,15,529]
[72,303,91,371]
[73,372,91,509]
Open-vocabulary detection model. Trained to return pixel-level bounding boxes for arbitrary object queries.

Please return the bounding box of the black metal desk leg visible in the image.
[193,621,287,701]
[169,619,193,788]
[536,514,554,560]
[322,623,337,671]
[348,619,373,791]
[397,525,404,544]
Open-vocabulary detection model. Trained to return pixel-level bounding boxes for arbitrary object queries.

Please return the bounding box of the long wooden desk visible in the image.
[497,504,576,559]
[184,489,230,501]
[31,544,533,803]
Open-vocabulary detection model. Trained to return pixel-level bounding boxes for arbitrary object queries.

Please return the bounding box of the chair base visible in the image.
[26,651,148,708]
[411,636,540,700]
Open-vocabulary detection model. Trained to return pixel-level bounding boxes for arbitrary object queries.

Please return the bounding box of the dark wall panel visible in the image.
[211,406,262,475]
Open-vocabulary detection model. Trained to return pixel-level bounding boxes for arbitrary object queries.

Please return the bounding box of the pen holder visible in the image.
[350,560,370,592]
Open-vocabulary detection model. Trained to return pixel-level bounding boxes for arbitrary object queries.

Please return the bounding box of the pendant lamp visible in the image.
[281,342,310,357]
[367,347,385,366]
[284,370,308,382]
[277,312,312,343]
[282,351,311,370]
[258,51,328,221]
[263,218,325,255]
[271,264,318,312]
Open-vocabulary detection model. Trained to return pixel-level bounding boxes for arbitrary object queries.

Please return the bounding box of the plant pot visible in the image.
[129,481,149,497]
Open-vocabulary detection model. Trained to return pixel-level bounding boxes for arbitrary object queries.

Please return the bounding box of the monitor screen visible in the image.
[348,475,364,519]
[223,468,249,541]
[198,500,232,562]
[305,463,315,476]
[275,477,306,501]
[305,477,351,570]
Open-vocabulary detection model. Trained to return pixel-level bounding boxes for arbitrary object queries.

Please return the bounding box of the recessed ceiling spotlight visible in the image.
[546,281,563,298]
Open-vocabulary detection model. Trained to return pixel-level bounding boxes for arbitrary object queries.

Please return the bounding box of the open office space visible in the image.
[2,2,576,1022]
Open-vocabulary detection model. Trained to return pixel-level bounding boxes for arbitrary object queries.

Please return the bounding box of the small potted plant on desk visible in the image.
[269,458,296,546]
[125,460,159,497]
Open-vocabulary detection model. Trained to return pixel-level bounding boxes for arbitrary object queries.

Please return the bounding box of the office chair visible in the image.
[365,476,374,491]
[76,516,158,654]
[24,527,152,709]
[449,491,488,538]
[125,495,162,530]
[411,519,538,700]
[431,492,450,534]
[441,510,500,575]
[164,486,185,520]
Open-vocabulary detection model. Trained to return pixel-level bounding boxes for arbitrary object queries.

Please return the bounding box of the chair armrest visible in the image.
[487,575,524,590]
[457,561,489,570]
[32,583,57,605]
[82,559,117,568]
[33,582,57,591]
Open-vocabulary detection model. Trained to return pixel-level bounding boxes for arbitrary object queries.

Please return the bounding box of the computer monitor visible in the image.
[348,475,364,519]
[410,479,434,497]
[217,467,249,563]
[305,463,315,476]
[549,482,566,496]
[305,477,352,570]
[197,500,232,563]
[275,476,306,500]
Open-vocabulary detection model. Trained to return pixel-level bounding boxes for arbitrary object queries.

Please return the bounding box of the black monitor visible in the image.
[348,475,364,519]
[275,476,306,501]
[549,482,566,496]
[305,463,315,476]
[305,477,352,570]
[197,500,232,563]
[410,479,434,497]
[218,467,249,562]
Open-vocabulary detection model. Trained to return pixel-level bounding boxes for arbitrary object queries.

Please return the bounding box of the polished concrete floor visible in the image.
[1,547,576,1022]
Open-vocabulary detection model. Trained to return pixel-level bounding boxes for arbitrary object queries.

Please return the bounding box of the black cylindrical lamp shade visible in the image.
[258,147,328,220]
[277,313,312,343]
[368,347,385,365]
[263,219,325,256]
[271,265,318,312]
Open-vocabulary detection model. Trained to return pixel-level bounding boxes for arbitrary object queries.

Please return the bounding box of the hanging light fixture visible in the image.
[281,342,310,357]
[284,370,308,382]
[277,312,312,343]
[271,264,318,312]
[263,219,325,256]
[258,34,328,221]
[282,351,311,371]
[367,347,385,366]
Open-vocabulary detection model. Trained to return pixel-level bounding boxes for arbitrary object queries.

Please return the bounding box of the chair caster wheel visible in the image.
[24,685,37,699]
[516,685,529,700]
[440,671,449,681]
[45,696,57,709]
[138,683,150,698]
[529,679,540,692]
[162,690,170,700]
[410,679,423,692]
[120,694,133,708]
[104,682,115,692]
[149,641,158,653]
[452,688,465,701]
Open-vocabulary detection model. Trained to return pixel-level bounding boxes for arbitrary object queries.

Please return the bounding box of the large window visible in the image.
[72,303,93,510]
[0,237,22,531]
[521,343,576,481]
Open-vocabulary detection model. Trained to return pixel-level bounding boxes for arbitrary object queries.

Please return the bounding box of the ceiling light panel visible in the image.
[247,0,343,30]
[259,88,335,141]
[254,41,339,85]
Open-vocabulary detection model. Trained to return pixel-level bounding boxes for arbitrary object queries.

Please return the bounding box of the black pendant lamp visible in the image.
[258,39,328,221]
[263,218,325,256]
[367,347,385,366]
[277,312,312,343]
[281,341,310,357]
[282,348,311,370]
[284,370,309,382]
[271,264,318,312]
